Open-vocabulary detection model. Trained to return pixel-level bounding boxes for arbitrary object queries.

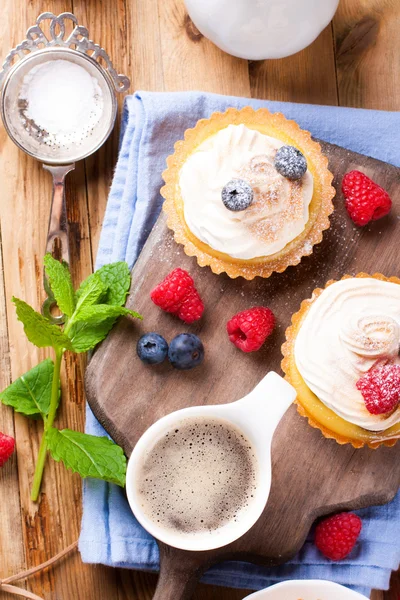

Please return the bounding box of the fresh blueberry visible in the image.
[274,145,307,180]
[221,179,254,211]
[137,333,168,365]
[168,333,204,370]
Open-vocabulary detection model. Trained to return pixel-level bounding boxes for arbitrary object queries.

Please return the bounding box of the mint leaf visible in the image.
[75,276,108,312]
[77,262,131,307]
[68,319,116,353]
[0,358,56,417]
[74,304,142,324]
[13,297,73,350]
[46,427,126,486]
[44,254,75,317]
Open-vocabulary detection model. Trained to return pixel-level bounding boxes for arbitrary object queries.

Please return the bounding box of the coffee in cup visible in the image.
[135,415,258,538]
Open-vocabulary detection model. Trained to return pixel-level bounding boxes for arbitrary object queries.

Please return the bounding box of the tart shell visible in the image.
[281,273,400,449]
[161,107,335,280]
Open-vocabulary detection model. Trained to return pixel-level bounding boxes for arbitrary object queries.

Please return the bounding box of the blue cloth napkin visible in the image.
[79,91,400,598]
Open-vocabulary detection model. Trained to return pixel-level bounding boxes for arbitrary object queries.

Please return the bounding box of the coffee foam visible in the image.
[135,416,258,536]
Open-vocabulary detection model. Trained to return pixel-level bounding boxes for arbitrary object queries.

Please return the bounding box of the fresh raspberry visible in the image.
[150,268,194,313]
[356,364,400,415]
[177,287,204,324]
[150,268,204,322]
[0,432,15,467]
[227,307,275,353]
[342,170,392,226]
[315,512,362,561]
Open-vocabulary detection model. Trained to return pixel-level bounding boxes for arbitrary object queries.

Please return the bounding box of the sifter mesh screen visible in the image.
[1,47,117,164]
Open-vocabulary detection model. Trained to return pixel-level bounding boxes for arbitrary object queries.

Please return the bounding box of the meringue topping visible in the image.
[340,315,400,360]
[179,124,313,260]
[294,278,400,432]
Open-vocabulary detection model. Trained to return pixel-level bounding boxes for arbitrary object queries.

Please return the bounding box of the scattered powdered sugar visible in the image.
[302,240,313,254]
[18,59,103,148]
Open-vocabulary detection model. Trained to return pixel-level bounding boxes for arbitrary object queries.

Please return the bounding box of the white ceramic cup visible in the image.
[243,579,370,600]
[185,0,340,60]
[126,371,296,551]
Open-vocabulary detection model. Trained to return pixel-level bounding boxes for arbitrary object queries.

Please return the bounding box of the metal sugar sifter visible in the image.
[0,12,130,322]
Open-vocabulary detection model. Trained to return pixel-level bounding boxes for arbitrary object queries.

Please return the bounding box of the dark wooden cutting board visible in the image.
[85,140,400,600]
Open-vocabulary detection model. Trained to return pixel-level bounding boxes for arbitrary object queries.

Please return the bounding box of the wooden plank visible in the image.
[333,0,400,110]
[0,4,55,599]
[158,0,251,96]
[77,0,166,262]
[0,2,120,599]
[0,225,26,599]
[249,24,338,105]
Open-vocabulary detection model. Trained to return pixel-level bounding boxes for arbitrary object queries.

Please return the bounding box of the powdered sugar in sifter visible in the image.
[0,12,129,322]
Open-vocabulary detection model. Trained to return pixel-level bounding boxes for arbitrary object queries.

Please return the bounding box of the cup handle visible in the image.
[42,163,75,324]
[153,542,208,600]
[231,372,297,442]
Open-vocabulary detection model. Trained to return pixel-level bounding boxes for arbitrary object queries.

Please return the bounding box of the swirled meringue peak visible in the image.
[179,124,313,260]
[294,278,400,432]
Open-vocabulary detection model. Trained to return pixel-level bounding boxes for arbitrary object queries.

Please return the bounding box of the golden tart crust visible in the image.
[281,273,400,449]
[161,107,335,280]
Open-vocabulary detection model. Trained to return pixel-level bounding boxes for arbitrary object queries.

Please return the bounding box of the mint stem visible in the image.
[30,433,48,503]
[47,349,63,429]
[30,348,64,502]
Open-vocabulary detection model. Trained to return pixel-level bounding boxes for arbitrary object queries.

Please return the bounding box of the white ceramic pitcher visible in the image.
[126,372,296,551]
[184,0,340,60]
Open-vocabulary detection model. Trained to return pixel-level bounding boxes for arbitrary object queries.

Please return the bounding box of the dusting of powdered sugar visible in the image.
[18,59,103,149]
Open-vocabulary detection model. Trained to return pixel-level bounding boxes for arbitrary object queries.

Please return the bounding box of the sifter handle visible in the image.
[42,163,75,324]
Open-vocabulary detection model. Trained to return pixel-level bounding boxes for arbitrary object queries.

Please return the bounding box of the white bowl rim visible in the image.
[243,579,370,600]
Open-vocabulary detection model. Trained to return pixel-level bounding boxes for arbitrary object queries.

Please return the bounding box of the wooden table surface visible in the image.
[0,1,399,599]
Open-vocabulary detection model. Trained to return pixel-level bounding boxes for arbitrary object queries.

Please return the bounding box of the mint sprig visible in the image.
[1,255,140,501]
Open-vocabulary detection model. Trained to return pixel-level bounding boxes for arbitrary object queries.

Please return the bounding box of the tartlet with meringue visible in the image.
[282,273,400,448]
[161,107,335,280]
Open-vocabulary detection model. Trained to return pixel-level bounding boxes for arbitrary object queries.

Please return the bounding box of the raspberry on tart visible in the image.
[357,365,400,415]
